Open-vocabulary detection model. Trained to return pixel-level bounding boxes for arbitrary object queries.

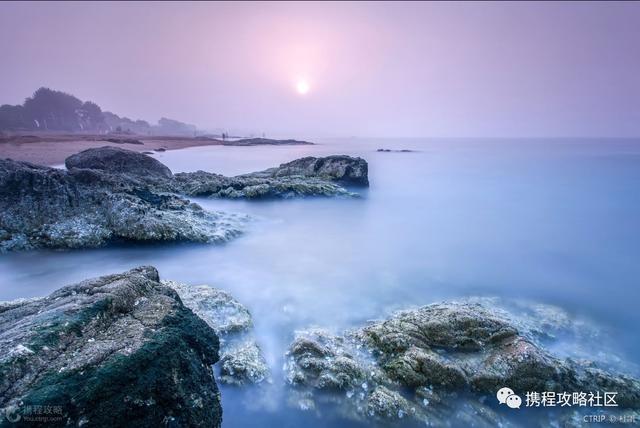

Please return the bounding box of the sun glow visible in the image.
[296,79,310,95]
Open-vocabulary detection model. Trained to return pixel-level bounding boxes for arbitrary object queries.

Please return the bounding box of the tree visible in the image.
[23,87,83,131]
[0,104,27,130]
[78,101,105,131]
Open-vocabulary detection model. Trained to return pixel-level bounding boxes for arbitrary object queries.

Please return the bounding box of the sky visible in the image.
[0,1,639,138]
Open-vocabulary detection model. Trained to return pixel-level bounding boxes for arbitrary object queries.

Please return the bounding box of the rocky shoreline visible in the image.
[2,268,639,427]
[0,146,368,252]
[2,146,639,427]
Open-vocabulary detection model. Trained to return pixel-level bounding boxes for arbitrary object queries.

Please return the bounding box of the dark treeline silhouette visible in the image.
[0,87,197,136]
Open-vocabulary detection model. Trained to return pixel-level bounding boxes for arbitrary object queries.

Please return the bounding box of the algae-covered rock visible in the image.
[284,299,640,426]
[0,266,223,427]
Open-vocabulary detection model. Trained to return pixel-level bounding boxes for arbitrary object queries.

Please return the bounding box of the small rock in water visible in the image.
[220,341,270,386]
[164,280,270,386]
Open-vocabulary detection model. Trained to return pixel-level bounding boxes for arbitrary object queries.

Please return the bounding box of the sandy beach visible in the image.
[0,134,232,166]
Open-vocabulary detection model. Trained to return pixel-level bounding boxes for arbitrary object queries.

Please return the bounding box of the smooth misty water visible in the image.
[1,138,639,427]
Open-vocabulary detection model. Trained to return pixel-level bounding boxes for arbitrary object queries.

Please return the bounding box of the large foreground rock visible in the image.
[285,299,640,426]
[0,158,246,252]
[0,267,222,427]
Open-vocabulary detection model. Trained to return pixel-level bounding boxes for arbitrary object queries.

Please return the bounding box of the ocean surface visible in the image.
[1,138,639,427]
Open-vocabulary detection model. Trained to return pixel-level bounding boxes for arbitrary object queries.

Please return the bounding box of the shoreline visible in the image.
[0,133,312,166]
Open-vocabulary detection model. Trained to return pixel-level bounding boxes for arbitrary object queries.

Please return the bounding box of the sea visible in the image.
[1,138,639,427]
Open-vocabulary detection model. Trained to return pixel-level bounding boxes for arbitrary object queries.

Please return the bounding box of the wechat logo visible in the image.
[497,387,522,409]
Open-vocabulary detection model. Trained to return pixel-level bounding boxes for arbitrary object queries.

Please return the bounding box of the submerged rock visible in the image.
[376,149,416,153]
[0,266,222,427]
[0,158,246,252]
[285,299,640,426]
[165,280,270,386]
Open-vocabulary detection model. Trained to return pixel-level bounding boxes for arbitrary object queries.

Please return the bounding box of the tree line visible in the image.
[0,87,196,136]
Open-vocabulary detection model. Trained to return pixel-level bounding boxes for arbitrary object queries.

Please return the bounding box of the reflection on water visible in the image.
[1,138,639,427]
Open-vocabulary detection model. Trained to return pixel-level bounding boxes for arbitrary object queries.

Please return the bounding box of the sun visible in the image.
[295,79,310,95]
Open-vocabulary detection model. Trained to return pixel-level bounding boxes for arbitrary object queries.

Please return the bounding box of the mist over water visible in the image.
[1,138,639,426]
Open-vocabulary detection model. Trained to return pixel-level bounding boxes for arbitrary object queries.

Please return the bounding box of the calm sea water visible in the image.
[1,138,639,427]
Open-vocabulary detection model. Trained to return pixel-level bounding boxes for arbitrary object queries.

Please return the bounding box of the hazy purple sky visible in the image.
[1,1,638,137]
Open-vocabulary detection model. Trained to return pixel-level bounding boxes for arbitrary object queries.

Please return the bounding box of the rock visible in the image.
[358,301,640,398]
[62,147,368,200]
[285,299,640,426]
[223,138,314,146]
[101,138,144,145]
[382,346,467,389]
[171,155,369,199]
[253,155,369,187]
[163,281,253,335]
[65,146,172,178]
[219,342,270,386]
[0,158,246,252]
[0,266,222,427]
[366,386,425,422]
[1,147,369,251]
[285,329,372,391]
[172,171,357,199]
[154,147,166,152]
[360,302,518,353]
[62,147,367,200]
[165,280,270,386]
[376,149,416,153]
